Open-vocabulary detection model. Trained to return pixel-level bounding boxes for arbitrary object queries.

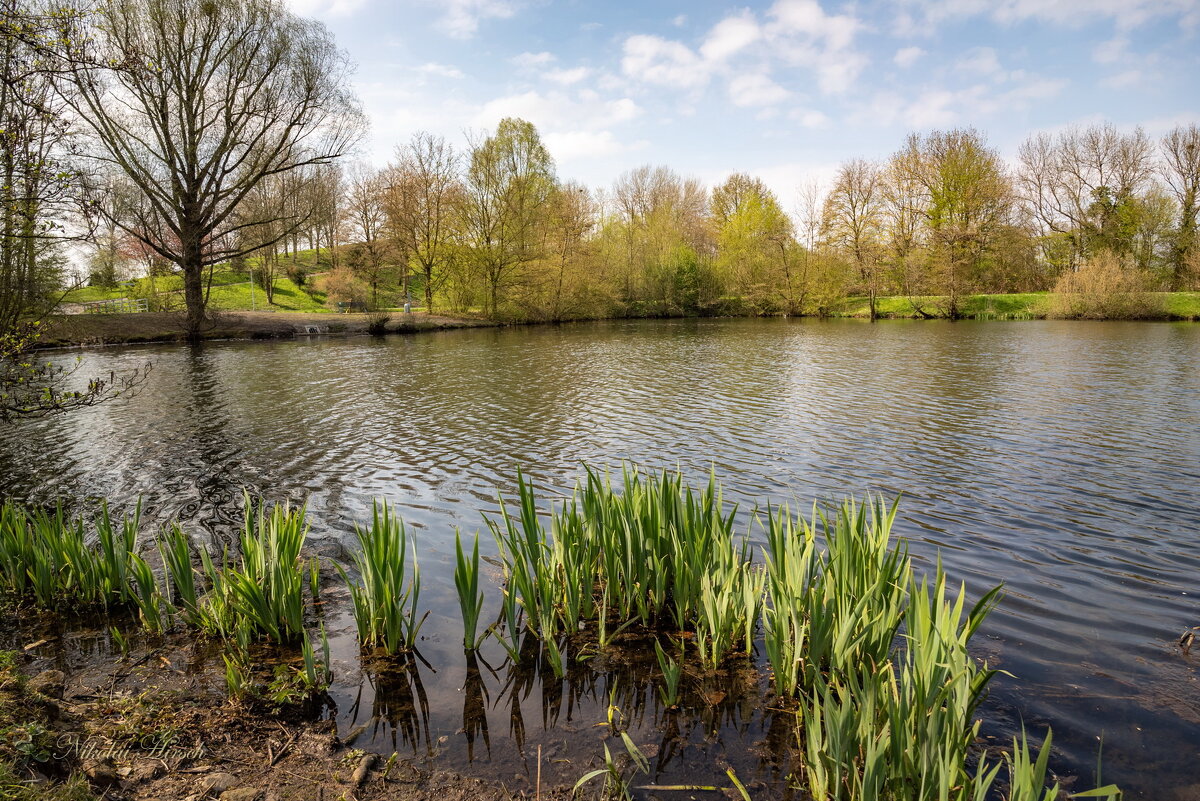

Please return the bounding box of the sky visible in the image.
[285,0,1200,205]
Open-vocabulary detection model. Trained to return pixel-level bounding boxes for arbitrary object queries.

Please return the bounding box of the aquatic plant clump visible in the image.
[488,465,761,666]
[0,500,161,626]
[339,500,425,654]
[486,468,1122,801]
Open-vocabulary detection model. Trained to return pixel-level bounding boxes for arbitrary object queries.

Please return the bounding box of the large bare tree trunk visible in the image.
[181,235,206,340]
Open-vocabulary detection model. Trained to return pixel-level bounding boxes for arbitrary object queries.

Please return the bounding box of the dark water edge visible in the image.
[2,318,1198,797]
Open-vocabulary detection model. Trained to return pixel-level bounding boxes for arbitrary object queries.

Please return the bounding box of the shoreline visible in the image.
[33,299,1200,351]
[34,310,500,351]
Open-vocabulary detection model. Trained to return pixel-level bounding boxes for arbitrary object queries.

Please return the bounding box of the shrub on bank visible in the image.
[1048,251,1165,320]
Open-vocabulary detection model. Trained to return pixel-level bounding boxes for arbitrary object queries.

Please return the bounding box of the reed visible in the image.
[191,494,312,644]
[654,640,681,708]
[0,499,161,624]
[454,529,485,649]
[487,465,759,665]
[340,500,425,654]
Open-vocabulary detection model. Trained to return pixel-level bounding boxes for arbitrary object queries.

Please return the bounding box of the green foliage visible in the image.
[454,529,485,649]
[488,466,760,667]
[0,499,161,623]
[192,494,312,644]
[340,501,425,654]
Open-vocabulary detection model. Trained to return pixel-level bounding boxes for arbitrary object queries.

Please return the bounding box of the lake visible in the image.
[2,318,1198,797]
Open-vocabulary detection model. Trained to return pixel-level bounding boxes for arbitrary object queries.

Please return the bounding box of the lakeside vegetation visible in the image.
[0,465,1122,799]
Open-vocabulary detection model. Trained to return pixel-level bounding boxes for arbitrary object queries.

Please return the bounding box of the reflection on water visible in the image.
[2,318,1199,796]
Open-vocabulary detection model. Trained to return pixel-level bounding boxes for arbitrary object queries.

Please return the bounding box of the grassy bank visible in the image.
[833,291,1200,320]
[63,267,330,314]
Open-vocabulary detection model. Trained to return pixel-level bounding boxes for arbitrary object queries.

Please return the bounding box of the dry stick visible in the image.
[536,744,542,801]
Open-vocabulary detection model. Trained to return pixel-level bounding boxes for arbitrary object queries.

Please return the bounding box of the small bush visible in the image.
[1048,251,1165,319]
[365,311,391,335]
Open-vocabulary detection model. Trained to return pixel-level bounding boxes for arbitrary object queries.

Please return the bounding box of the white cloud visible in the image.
[1100,70,1143,89]
[671,14,687,27]
[768,0,858,50]
[700,11,761,62]
[544,130,645,160]
[415,62,465,79]
[621,35,710,89]
[619,1,868,103]
[857,75,1069,129]
[789,108,830,128]
[435,0,517,39]
[1092,37,1129,64]
[283,0,366,16]
[473,90,641,144]
[899,0,1199,31]
[956,47,1002,77]
[765,0,867,94]
[512,51,557,69]
[545,67,592,85]
[728,73,791,107]
[894,46,925,68]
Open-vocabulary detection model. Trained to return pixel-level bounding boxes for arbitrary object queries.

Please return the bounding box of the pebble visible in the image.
[200,772,237,795]
[219,789,262,801]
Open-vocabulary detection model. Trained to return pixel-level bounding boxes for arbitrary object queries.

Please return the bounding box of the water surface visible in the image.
[2,318,1198,796]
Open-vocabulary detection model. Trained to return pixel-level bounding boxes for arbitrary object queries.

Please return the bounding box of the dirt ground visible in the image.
[36,311,495,349]
[0,627,576,801]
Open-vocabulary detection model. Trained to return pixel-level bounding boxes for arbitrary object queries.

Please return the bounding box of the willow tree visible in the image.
[60,0,362,338]
[461,118,555,317]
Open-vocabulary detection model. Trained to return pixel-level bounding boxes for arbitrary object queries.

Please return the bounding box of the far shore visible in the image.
[34,292,1200,350]
[35,309,497,349]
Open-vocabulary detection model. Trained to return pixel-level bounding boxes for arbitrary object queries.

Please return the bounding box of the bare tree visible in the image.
[1017,123,1155,269]
[60,0,363,338]
[1161,124,1200,289]
[343,164,392,307]
[822,159,885,320]
[385,132,460,313]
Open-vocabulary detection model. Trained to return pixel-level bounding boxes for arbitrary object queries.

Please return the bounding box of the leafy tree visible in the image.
[385,133,460,313]
[712,174,796,313]
[900,129,1015,318]
[460,118,555,317]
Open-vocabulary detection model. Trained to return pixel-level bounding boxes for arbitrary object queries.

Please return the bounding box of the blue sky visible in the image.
[287,0,1200,203]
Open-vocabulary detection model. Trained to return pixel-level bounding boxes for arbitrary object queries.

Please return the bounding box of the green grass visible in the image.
[1161,291,1200,319]
[63,250,334,313]
[835,291,1200,321]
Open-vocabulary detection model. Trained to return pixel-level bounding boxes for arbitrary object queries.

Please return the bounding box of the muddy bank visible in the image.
[35,311,497,349]
[0,623,581,801]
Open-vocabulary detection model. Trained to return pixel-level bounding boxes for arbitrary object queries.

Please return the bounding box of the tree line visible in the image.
[285,120,1200,322]
[3,0,1199,358]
